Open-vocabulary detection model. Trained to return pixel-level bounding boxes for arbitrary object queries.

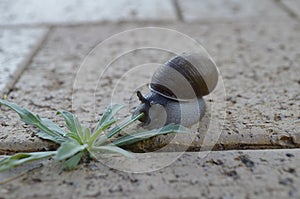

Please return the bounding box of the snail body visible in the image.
[133,52,218,129]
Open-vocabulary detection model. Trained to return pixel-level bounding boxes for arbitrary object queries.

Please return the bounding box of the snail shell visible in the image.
[133,52,218,129]
[150,53,218,101]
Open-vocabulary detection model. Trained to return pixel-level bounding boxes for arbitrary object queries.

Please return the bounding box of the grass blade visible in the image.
[0,151,56,172]
[112,124,190,147]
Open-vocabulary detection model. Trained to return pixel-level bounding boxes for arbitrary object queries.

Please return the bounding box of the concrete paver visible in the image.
[0,19,299,153]
[0,28,48,97]
[178,0,288,21]
[1,149,299,198]
[0,0,299,198]
[0,0,177,26]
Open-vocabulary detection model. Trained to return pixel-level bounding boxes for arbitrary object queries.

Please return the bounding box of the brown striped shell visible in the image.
[149,53,218,101]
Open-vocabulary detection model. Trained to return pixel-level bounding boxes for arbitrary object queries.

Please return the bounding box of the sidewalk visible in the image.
[0,0,299,198]
[1,149,300,199]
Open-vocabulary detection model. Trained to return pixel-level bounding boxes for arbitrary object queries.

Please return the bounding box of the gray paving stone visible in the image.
[0,149,300,198]
[178,0,289,21]
[0,19,299,153]
[282,0,300,17]
[0,28,48,97]
[0,0,176,26]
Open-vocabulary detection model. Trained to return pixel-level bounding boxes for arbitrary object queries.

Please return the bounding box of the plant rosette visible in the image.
[0,99,189,171]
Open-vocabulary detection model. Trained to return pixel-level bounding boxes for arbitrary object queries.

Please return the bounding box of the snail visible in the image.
[132,52,218,129]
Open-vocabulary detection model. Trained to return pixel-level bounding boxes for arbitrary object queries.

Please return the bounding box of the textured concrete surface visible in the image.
[0,28,48,97]
[0,0,176,26]
[0,18,299,153]
[1,149,300,199]
[281,0,300,18]
[0,1,299,198]
[178,0,288,21]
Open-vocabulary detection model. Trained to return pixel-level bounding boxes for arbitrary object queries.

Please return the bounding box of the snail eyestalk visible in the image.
[133,91,151,124]
[137,91,147,104]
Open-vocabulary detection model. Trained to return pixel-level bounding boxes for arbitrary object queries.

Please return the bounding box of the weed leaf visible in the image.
[0,100,66,144]
[94,104,124,132]
[40,118,66,136]
[106,113,143,139]
[57,110,88,144]
[0,151,56,172]
[93,145,134,158]
[113,124,190,147]
[56,110,78,134]
[62,151,84,170]
[56,141,86,161]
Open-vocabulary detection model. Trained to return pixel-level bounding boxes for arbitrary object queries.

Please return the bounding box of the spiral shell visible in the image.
[149,53,218,101]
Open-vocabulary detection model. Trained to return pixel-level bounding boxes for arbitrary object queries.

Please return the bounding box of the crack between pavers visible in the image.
[2,26,54,98]
[0,162,44,185]
[274,0,299,19]
[0,19,179,29]
[173,0,184,22]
